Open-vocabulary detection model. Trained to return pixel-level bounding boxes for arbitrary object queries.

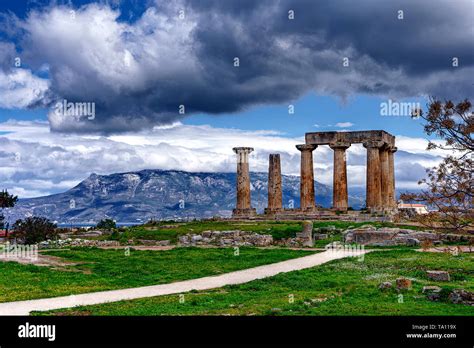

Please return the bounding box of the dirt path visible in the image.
[0,249,367,315]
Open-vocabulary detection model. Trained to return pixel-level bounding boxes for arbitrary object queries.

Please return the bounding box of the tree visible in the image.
[12,217,58,245]
[96,218,117,230]
[401,98,473,231]
[0,190,18,238]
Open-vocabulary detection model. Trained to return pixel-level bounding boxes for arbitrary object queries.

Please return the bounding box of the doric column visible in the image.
[363,140,384,212]
[329,142,351,211]
[266,154,283,213]
[388,146,397,209]
[296,144,317,211]
[379,145,390,210]
[232,147,256,217]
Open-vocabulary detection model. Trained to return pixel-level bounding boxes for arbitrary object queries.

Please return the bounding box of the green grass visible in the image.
[102,220,423,244]
[37,249,474,316]
[0,247,314,303]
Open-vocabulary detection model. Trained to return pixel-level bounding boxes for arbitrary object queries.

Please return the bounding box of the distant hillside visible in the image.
[7,169,365,223]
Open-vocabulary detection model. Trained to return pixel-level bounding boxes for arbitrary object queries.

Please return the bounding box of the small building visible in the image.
[397,203,429,215]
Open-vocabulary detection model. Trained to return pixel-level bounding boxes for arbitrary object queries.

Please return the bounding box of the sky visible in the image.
[0,0,473,198]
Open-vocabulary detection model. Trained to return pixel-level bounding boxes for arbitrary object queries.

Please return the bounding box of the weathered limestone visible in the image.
[235,130,398,218]
[178,230,273,247]
[295,220,313,247]
[266,154,283,213]
[232,147,256,217]
[379,145,390,210]
[296,144,317,211]
[329,142,350,211]
[388,146,397,208]
[363,140,384,211]
[426,271,450,282]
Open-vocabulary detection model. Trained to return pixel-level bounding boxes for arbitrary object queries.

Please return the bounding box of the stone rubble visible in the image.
[343,226,474,246]
[379,281,393,290]
[178,230,273,247]
[426,270,450,282]
[39,238,120,249]
[396,277,412,290]
[448,289,474,306]
[136,239,171,246]
[422,286,443,301]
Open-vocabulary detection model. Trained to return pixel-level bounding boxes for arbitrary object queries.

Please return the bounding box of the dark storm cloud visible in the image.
[1,0,473,133]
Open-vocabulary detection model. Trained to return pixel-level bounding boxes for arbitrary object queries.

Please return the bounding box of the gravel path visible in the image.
[0,249,367,315]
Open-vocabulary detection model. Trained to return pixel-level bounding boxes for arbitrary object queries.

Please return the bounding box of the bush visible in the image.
[96,218,117,230]
[12,217,58,244]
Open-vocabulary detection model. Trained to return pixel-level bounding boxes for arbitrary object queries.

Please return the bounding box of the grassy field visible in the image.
[36,249,474,316]
[101,220,423,244]
[0,247,314,303]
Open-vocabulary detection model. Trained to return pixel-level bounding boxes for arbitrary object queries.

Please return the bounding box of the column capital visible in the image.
[329,141,351,150]
[363,140,385,149]
[233,147,254,154]
[296,144,317,152]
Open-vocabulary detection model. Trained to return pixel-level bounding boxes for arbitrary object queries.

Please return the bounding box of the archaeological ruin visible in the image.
[232,130,397,219]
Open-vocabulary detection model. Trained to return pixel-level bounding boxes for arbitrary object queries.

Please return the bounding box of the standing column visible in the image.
[329,142,351,211]
[388,146,398,209]
[232,147,256,217]
[266,154,283,213]
[363,141,384,212]
[379,145,390,210]
[296,144,317,211]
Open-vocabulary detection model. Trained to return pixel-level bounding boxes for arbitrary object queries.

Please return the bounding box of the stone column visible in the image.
[329,142,351,211]
[265,154,283,214]
[232,147,256,217]
[379,145,390,210]
[388,146,397,209]
[296,144,317,211]
[363,141,384,212]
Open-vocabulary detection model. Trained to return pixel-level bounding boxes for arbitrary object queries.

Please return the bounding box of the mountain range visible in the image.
[5,169,366,224]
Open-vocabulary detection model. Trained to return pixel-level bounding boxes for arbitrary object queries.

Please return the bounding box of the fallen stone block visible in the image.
[379,281,393,290]
[448,289,474,306]
[396,277,412,290]
[426,270,450,282]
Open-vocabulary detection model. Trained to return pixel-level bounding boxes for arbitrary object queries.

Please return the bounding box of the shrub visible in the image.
[96,218,117,230]
[12,217,58,244]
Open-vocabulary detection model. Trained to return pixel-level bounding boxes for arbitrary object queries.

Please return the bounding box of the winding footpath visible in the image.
[0,249,367,315]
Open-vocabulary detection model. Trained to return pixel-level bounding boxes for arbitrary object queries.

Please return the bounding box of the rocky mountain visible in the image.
[6,169,365,224]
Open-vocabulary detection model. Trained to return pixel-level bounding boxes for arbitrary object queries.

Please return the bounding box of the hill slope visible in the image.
[8,169,365,223]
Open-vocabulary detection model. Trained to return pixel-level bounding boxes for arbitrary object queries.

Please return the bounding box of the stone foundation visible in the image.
[343,226,474,246]
[178,230,273,247]
[39,238,121,249]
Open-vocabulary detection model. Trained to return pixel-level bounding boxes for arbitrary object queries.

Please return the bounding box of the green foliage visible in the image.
[96,218,117,230]
[12,216,57,244]
[0,189,18,209]
[0,189,18,235]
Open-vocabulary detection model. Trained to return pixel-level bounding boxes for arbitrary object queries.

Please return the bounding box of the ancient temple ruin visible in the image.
[232,130,397,219]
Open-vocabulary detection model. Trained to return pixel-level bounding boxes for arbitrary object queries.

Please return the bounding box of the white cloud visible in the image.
[335,122,354,128]
[0,120,444,197]
[0,69,49,108]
